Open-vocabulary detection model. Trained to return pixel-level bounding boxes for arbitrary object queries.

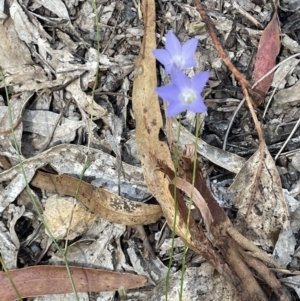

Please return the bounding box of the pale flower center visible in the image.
[179,89,196,104]
[171,55,184,69]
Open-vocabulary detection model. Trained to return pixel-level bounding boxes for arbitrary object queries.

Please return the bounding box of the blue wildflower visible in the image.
[152,31,198,74]
[155,66,209,117]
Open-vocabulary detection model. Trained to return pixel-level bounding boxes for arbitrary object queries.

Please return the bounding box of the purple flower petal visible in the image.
[188,96,207,113]
[164,64,173,75]
[191,71,210,95]
[152,49,171,66]
[155,85,180,103]
[170,66,191,89]
[153,31,199,74]
[165,31,181,56]
[166,102,188,116]
[181,38,198,59]
[182,58,197,70]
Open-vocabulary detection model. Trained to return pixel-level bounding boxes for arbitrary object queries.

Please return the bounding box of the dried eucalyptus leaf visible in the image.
[31,171,162,226]
[229,142,290,251]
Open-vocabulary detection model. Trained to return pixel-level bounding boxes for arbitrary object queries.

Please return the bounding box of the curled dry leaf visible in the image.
[170,176,213,233]
[229,142,290,251]
[31,171,162,226]
[251,6,280,105]
[0,265,146,301]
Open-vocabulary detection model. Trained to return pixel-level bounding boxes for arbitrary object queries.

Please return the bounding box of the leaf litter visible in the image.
[1,0,300,300]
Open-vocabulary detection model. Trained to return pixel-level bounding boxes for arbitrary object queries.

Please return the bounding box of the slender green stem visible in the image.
[0,256,23,301]
[179,114,201,300]
[165,116,182,301]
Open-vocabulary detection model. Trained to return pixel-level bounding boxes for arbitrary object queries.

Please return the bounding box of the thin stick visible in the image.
[232,1,263,28]
[275,117,300,160]
[243,87,264,144]
[223,98,245,150]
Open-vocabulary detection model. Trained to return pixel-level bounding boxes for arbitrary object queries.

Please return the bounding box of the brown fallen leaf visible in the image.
[0,265,146,301]
[31,171,162,226]
[251,5,280,105]
[229,141,290,251]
